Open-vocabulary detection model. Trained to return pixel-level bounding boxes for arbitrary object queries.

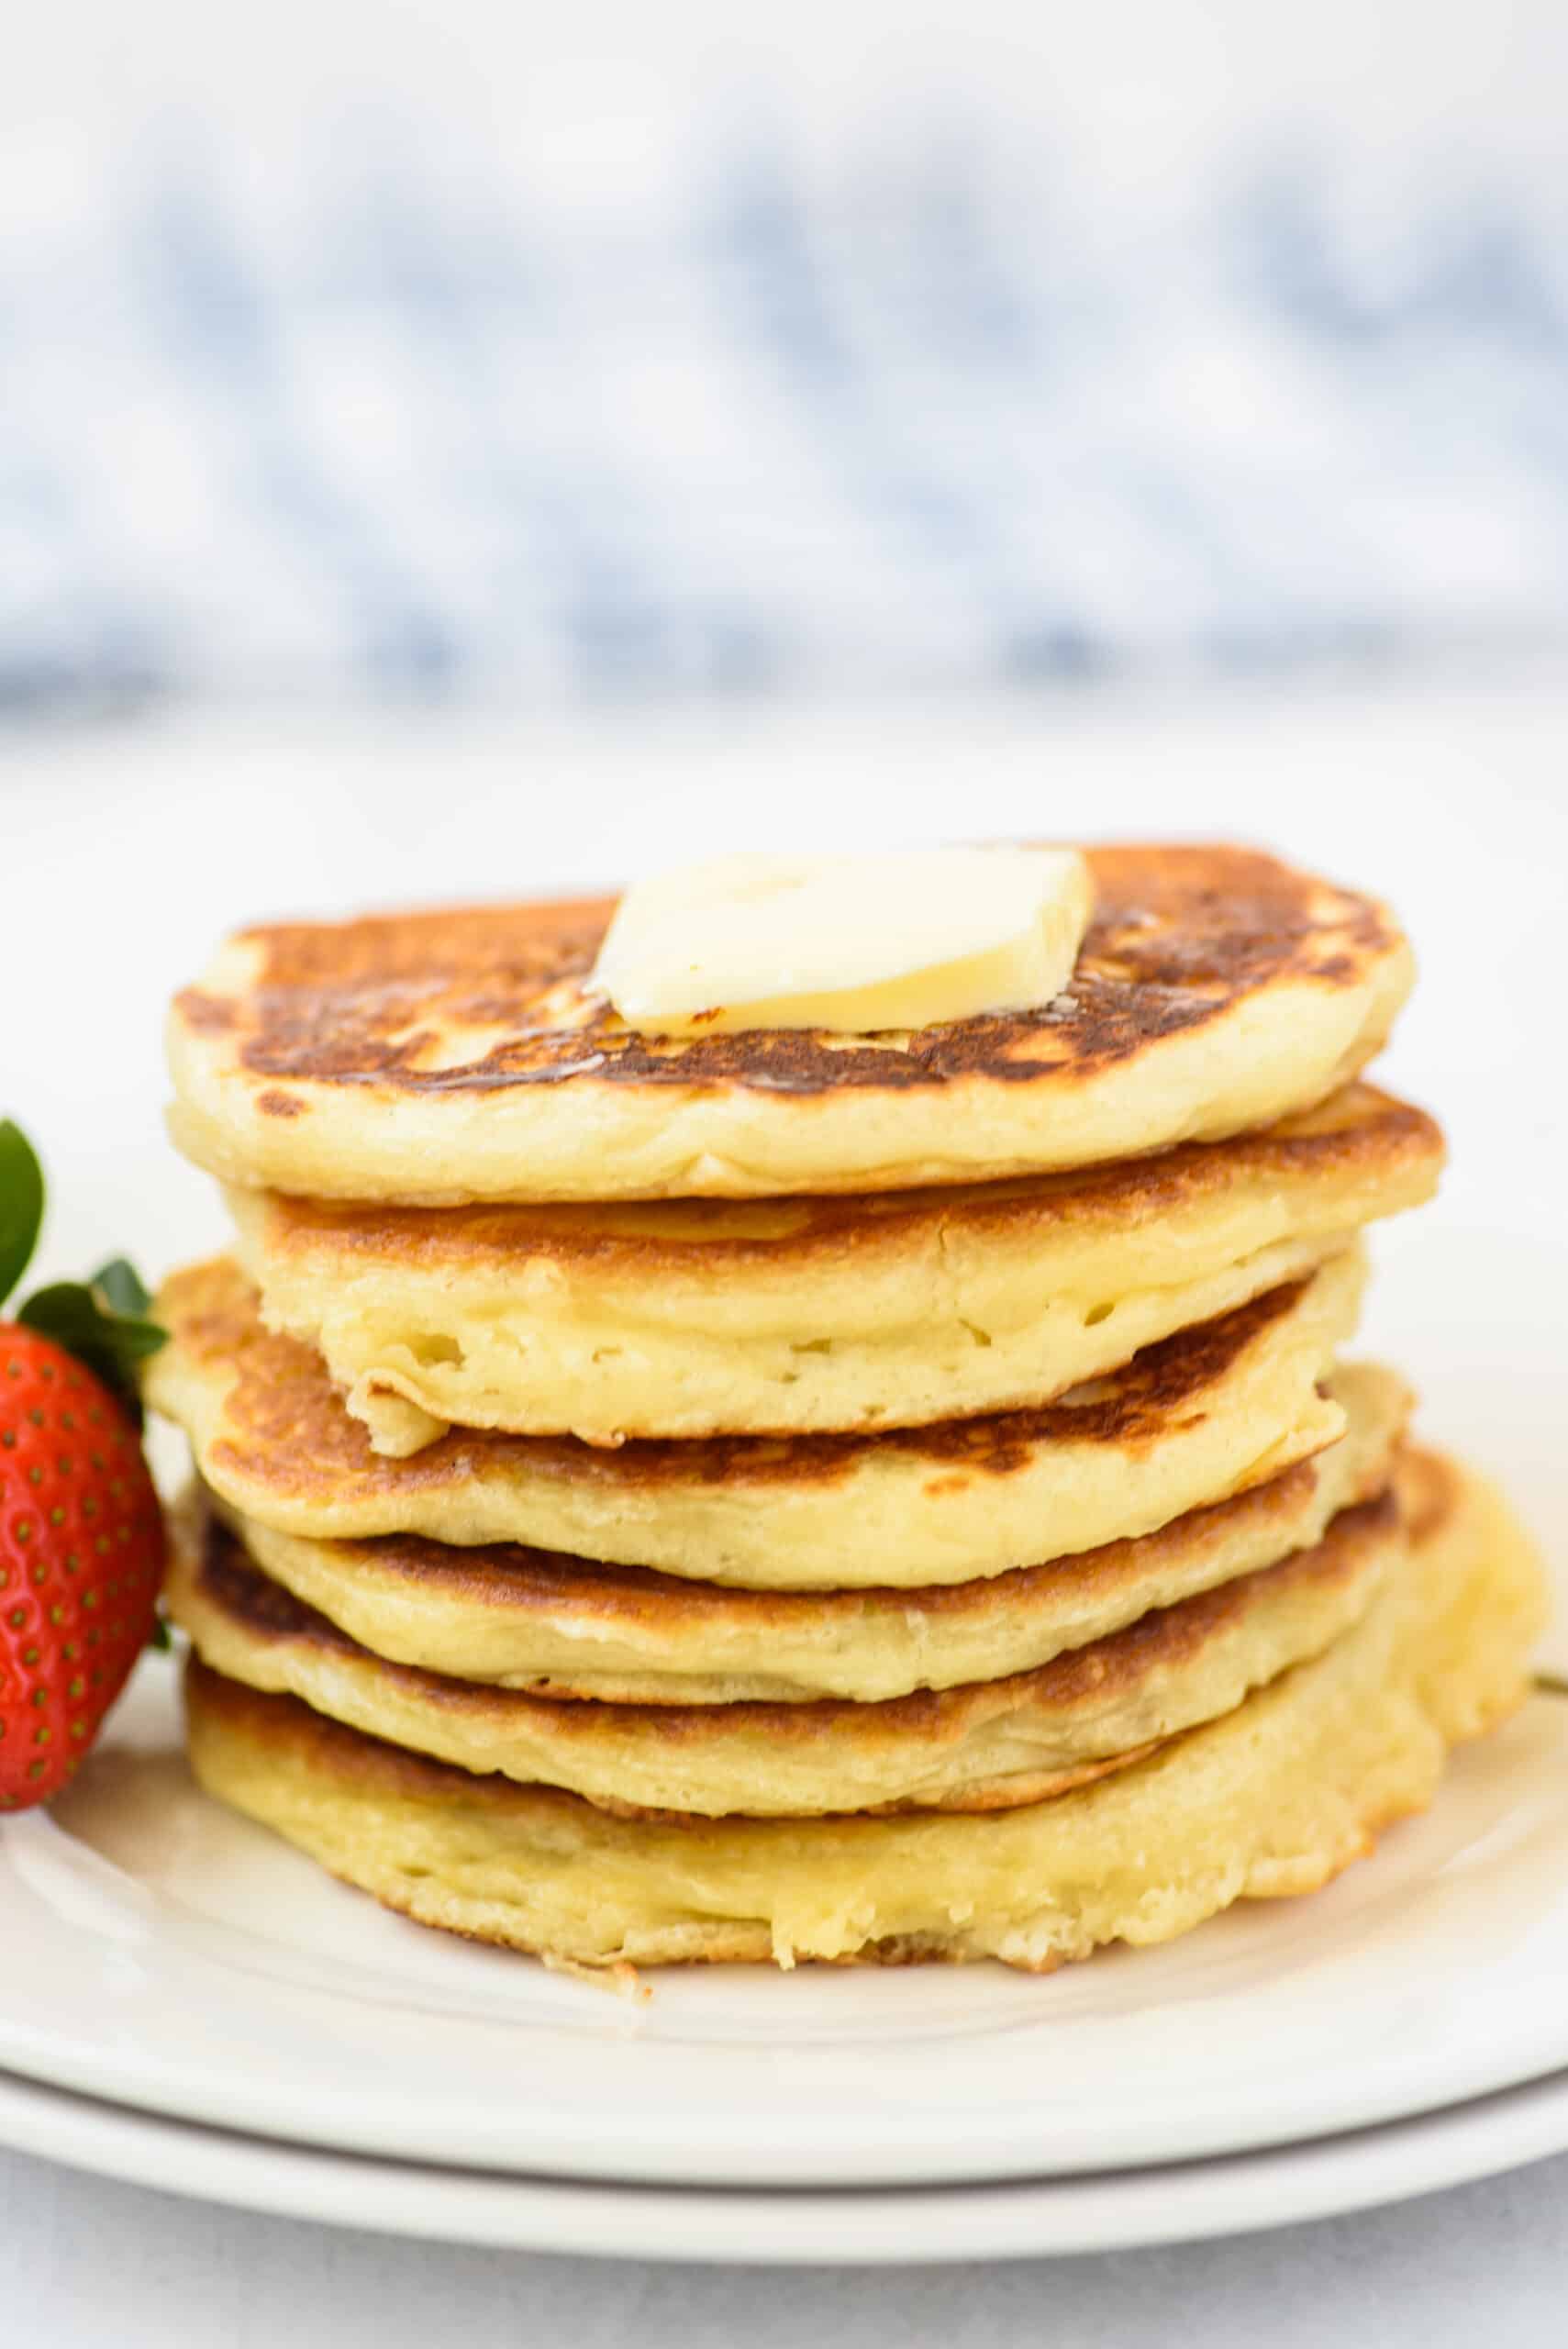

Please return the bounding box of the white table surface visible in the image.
[4,675,1565,2338]
[3,2140,1566,2347]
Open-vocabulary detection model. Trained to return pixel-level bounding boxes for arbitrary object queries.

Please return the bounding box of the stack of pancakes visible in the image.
[149,845,1548,1976]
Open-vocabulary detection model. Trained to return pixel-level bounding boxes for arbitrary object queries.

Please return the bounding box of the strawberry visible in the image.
[1,1119,167,1810]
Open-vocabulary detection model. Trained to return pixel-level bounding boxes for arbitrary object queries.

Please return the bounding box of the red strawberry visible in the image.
[1,1120,167,1810]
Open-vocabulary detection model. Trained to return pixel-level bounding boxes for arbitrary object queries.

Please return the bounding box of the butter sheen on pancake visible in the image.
[147,1252,1363,1588]
[228,1082,1439,1451]
[183,1449,1549,1971]
[199,1363,1408,1703]
[168,1489,1404,1818]
[165,846,1415,1205]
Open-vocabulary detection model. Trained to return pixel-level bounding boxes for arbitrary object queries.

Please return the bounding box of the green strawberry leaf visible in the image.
[148,1613,173,1654]
[2,1125,166,1420]
[92,1256,155,1318]
[0,1119,46,1310]
[17,1279,167,1425]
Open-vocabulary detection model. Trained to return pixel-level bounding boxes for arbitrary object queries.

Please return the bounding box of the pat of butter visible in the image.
[590,847,1093,1035]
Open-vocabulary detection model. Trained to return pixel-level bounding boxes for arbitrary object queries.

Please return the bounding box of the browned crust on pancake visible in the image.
[183,1468,1412,1839]
[183,1646,1454,1969]
[207,1413,1401,1661]
[159,1258,1326,1507]
[179,845,1400,1103]
[182,1645,1155,1823]
[257,1459,1331,1619]
[176,990,237,1034]
[249,1081,1440,1274]
[182,1652,1157,1826]
[179,1443,1504,1965]
[188,1488,1398,1750]
[1398,1445,1460,1544]
[186,1654,612,1820]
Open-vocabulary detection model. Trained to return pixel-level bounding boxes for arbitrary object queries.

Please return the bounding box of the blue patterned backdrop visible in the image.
[5,4,1568,706]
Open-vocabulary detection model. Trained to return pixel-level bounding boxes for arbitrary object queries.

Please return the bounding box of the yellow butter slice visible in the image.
[590,848,1093,1036]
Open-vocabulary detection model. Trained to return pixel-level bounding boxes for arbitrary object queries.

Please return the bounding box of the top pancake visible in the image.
[166,844,1414,1203]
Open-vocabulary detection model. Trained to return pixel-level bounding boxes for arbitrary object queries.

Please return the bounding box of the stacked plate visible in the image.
[1,1652,1566,2256]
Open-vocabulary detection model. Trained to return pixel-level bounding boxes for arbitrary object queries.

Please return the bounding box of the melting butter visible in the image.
[591,847,1093,1035]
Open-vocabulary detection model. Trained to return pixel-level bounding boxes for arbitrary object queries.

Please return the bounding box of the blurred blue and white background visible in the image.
[5,0,1567,1587]
[6,0,1568,707]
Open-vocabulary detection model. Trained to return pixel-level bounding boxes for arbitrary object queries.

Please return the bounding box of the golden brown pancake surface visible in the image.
[221,1082,1435,1451]
[166,844,1415,1201]
[195,1360,1408,1701]
[180,848,1394,1099]
[238,1082,1439,1274]
[168,1488,1403,1817]
[146,1255,1359,1583]
[179,1446,1551,1971]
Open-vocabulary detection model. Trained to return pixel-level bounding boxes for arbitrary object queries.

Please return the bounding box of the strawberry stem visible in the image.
[17,1282,166,1424]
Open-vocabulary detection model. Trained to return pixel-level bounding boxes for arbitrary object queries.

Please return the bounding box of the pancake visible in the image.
[183,1447,1550,1970]
[201,1362,1409,1702]
[147,1252,1363,1588]
[228,1082,1439,1451]
[166,845,1414,1205]
[167,1487,1404,1817]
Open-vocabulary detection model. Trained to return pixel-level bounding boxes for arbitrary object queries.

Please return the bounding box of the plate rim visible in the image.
[4,2057,1567,2265]
[3,1675,1567,2192]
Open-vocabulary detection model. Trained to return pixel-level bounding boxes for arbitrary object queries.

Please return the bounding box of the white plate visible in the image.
[5,2054,1568,2264]
[1,1665,1565,2193]
[5,728,1568,2244]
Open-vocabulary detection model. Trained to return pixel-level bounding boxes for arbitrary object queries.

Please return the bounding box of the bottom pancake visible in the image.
[183,1449,1548,1973]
